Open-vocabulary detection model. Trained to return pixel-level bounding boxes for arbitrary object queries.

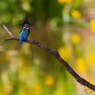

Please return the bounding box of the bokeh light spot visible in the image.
[58,47,70,60]
[76,57,86,71]
[71,34,80,44]
[71,10,81,19]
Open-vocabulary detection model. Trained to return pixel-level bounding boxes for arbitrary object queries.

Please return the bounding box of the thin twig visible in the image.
[84,86,93,95]
[3,25,14,38]
[3,25,95,92]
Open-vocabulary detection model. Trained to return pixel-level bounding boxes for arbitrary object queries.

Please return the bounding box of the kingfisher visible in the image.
[19,23,32,44]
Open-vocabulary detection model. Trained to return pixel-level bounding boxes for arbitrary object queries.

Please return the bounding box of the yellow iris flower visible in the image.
[71,34,80,44]
[45,75,54,86]
[76,57,86,71]
[90,19,95,32]
[71,10,81,19]
[58,47,70,60]
[58,0,72,4]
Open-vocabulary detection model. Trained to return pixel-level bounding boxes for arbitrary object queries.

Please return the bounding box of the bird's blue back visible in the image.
[19,28,30,44]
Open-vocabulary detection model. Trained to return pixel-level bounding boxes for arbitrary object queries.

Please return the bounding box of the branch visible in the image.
[3,25,14,38]
[3,25,95,91]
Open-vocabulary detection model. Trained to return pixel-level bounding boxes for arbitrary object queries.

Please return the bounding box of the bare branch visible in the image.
[3,25,14,38]
[3,25,95,92]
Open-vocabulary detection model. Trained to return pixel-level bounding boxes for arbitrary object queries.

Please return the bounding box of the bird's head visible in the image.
[24,23,32,29]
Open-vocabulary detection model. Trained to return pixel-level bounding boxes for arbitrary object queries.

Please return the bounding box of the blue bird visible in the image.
[19,23,32,44]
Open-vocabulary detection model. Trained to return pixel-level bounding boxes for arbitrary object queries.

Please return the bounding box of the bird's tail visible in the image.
[19,34,23,44]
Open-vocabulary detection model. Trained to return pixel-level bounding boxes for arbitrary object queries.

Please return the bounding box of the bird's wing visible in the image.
[22,29,30,40]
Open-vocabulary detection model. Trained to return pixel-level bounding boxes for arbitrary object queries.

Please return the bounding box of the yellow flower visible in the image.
[45,75,54,86]
[58,0,72,4]
[90,26,95,32]
[90,19,95,27]
[58,0,65,3]
[32,84,42,95]
[90,19,95,32]
[58,47,69,60]
[87,52,95,63]
[71,34,80,44]
[71,10,81,19]
[76,58,86,71]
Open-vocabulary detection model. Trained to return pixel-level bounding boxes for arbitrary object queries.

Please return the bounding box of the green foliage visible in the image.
[0,0,65,25]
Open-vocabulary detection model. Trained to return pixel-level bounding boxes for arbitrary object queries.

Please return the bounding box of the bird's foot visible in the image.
[24,39,28,41]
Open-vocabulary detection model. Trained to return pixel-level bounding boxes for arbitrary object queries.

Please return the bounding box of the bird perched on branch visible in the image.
[19,23,32,44]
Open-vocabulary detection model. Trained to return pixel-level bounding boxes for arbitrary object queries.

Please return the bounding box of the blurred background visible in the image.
[0,0,95,95]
